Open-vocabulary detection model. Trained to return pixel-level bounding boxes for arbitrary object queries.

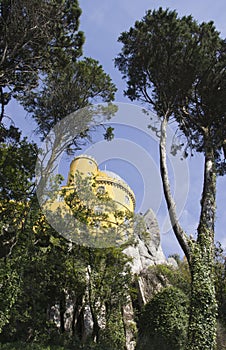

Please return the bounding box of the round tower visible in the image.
[45,155,136,247]
[67,155,98,185]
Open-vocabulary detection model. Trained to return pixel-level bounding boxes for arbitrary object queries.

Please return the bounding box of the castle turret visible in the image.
[67,155,98,185]
[44,155,135,247]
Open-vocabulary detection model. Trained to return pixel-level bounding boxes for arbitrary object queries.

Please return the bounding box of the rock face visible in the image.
[121,209,170,349]
[122,301,137,350]
[124,208,167,274]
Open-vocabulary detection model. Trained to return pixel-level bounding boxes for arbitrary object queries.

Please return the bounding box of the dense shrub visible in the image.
[136,286,189,350]
[0,343,65,350]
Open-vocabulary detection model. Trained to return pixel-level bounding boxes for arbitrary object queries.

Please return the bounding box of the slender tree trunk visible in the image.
[90,304,100,343]
[187,144,218,350]
[159,119,218,350]
[72,295,83,336]
[0,86,5,123]
[159,116,190,260]
[86,263,100,343]
[60,296,65,333]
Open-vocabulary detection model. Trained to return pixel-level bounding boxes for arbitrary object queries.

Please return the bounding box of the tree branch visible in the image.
[0,42,8,66]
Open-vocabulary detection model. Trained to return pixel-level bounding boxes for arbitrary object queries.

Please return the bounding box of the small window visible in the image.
[57,194,64,202]
[89,160,93,165]
[97,186,105,194]
[87,172,92,176]
[94,220,100,228]
[94,206,103,215]
[125,195,130,204]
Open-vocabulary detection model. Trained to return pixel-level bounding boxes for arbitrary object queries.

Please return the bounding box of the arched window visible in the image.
[97,185,105,194]
[125,195,130,204]
[94,206,104,215]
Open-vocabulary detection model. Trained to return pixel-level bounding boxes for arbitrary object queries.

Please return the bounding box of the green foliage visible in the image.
[115,8,199,114]
[21,58,116,138]
[214,242,226,323]
[0,343,66,350]
[0,134,37,201]
[0,0,84,117]
[0,183,131,346]
[98,309,126,350]
[115,6,226,168]
[186,241,218,350]
[0,1,120,348]
[115,7,226,349]
[0,260,21,332]
[0,134,130,348]
[137,287,189,350]
[213,243,226,349]
[0,211,87,341]
[151,261,191,295]
[0,132,37,332]
[0,1,116,150]
[104,127,114,141]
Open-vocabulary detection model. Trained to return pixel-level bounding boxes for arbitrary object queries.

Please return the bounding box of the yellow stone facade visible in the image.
[44,155,135,246]
[67,155,135,213]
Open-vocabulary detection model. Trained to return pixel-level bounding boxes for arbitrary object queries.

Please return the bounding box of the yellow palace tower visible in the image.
[45,155,135,247]
[67,155,135,212]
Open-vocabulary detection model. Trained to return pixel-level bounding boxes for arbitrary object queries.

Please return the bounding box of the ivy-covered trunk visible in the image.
[187,143,218,350]
[187,244,217,350]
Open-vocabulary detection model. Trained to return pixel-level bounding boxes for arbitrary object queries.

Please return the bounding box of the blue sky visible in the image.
[6,1,226,256]
[78,0,226,256]
[79,0,226,100]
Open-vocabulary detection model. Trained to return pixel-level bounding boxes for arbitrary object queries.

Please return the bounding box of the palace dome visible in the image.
[102,170,126,182]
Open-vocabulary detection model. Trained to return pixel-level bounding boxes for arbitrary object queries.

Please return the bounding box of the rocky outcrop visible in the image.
[121,209,173,349]
[122,301,137,350]
[124,208,167,274]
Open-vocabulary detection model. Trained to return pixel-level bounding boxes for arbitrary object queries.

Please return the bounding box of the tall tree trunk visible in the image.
[90,304,100,343]
[187,246,217,350]
[187,143,218,350]
[0,87,4,122]
[159,116,190,260]
[60,296,65,333]
[86,263,100,343]
[159,118,218,350]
